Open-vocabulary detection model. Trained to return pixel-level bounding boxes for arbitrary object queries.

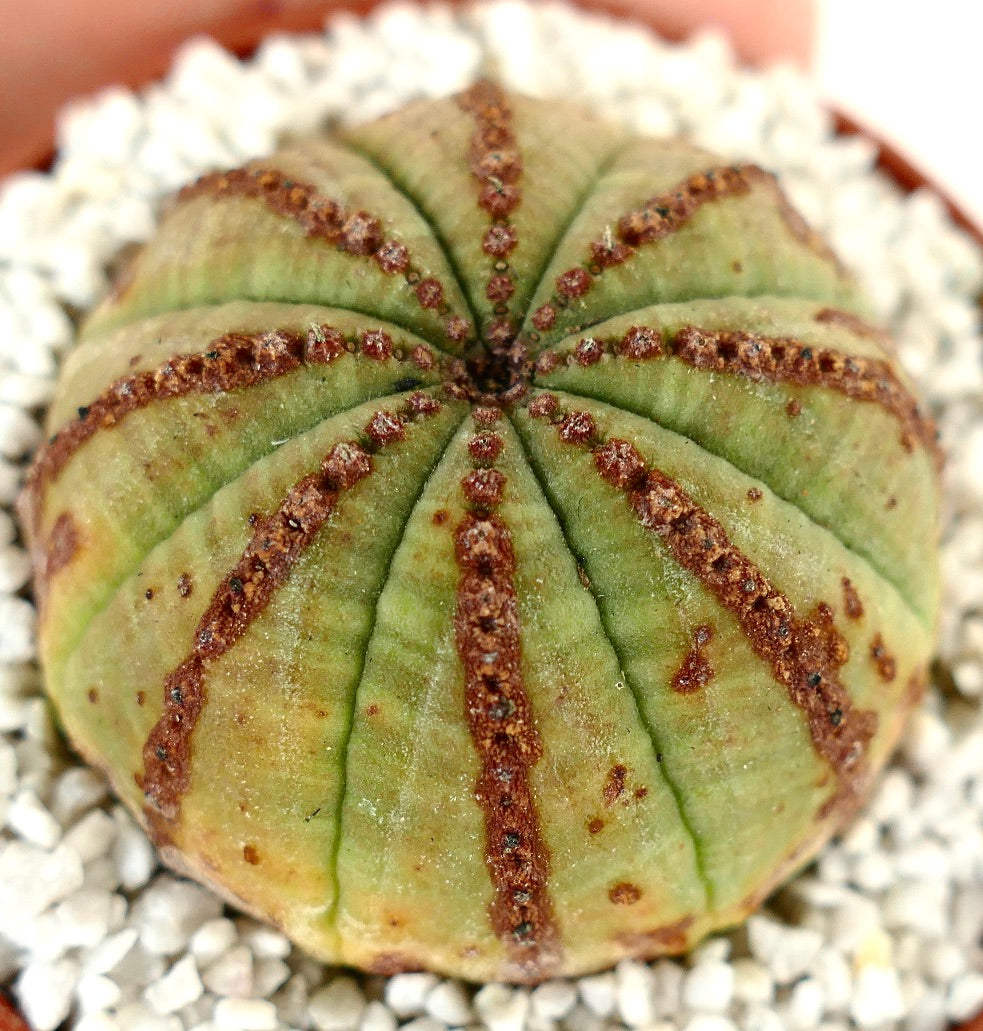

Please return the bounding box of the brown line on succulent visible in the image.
[178,168,472,348]
[534,322,940,467]
[452,418,561,981]
[21,324,444,532]
[136,391,444,845]
[455,81,529,392]
[529,165,845,332]
[527,395,879,802]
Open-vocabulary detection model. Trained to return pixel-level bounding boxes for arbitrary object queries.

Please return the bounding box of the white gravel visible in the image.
[1,2,981,1029]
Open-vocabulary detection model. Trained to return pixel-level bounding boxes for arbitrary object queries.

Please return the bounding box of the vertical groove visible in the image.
[507,412,716,911]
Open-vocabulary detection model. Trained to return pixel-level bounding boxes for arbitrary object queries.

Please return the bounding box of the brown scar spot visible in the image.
[588,817,604,835]
[870,634,897,682]
[577,565,591,591]
[609,882,642,905]
[747,488,763,502]
[366,703,380,717]
[671,624,715,694]
[603,764,628,806]
[671,325,940,465]
[242,844,260,865]
[453,494,560,979]
[786,399,802,417]
[618,914,695,955]
[177,573,193,598]
[842,578,863,620]
[87,688,98,704]
[432,509,450,526]
[136,691,146,706]
[43,511,80,587]
[369,954,423,976]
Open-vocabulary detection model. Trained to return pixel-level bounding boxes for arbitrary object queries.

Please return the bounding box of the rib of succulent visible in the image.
[22,83,939,983]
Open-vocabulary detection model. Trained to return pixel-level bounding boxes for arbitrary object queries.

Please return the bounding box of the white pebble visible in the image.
[785,977,825,1030]
[83,928,139,976]
[474,983,530,1031]
[111,807,156,890]
[145,954,203,1014]
[201,945,254,999]
[252,956,289,997]
[111,1002,181,1031]
[850,966,905,1028]
[747,916,823,985]
[810,948,852,1014]
[401,1018,446,1031]
[946,970,983,1022]
[16,957,80,1031]
[76,972,123,1013]
[386,973,439,1018]
[6,787,61,847]
[131,875,223,955]
[615,960,657,1026]
[190,918,238,965]
[62,809,117,864]
[0,842,83,930]
[651,959,685,1017]
[427,980,474,1025]
[682,961,735,1014]
[742,1003,785,1031]
[731,959,774,1005]
[530,980,576,1021]
[578,971,615,1017]
[53,887,126,948]
[213,998,278,1031]
[360,999,398,1031]
[237,921,292,958]
[310,975,367,1031]
[681,1017,736,1031]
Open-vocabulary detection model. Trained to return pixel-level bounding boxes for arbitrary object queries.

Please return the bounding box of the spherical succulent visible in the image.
[22,82,940,983]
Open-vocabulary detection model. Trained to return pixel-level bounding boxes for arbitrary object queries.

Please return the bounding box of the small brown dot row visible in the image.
[24,325,443,532]
[451,416,560,981]
[527,394,878,798]
[179,168,471,346]
[530,165,766,328]
[672,325,940,464]
[533,322,938,466]
[137,391,444,844]
[456,80,524,356]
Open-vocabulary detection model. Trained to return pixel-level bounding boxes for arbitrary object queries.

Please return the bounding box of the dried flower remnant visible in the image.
[22,84,939,984]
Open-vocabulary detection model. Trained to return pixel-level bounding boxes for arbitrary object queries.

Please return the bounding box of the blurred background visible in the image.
[816,0,983,228]
[1,0,982,231]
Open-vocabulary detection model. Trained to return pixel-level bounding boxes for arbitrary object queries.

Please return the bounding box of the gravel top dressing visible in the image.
[0,2,981,1029]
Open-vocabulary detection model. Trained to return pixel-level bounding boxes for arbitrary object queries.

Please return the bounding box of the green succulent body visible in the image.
[23,84,939,983]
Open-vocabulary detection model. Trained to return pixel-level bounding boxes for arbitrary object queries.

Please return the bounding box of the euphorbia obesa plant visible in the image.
[22,83,939,983]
